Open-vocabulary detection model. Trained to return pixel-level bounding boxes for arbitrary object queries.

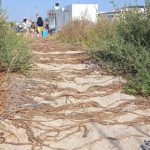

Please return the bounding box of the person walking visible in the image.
[22,18,28,36]
[36,14,43,37]
[30,20,36,37]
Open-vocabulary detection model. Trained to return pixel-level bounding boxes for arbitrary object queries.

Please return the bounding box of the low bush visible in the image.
[84,18,115,48]
[0,12,31,74]
[90,8,150,96]
[58,6,150,96]
[90,37,150,96]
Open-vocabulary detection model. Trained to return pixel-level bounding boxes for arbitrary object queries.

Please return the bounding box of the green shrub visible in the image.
[0,15,31,74]
[90,8,150,96]
[90,38,150,96]
[84,18,115,48]
[116,9,150,47]
[58,6,150,96]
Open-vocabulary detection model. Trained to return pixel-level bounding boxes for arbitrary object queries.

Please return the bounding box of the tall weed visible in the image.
[0,14,31,74]
[58,19,94,45]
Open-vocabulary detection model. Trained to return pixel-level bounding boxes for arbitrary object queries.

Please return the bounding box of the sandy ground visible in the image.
[0,38,150,150]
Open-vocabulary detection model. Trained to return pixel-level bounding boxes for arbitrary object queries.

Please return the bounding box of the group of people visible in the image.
[20,14,49,37]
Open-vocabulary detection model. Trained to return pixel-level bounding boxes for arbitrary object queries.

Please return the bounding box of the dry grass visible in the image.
[58,18,114,48]
[58,19,94,44]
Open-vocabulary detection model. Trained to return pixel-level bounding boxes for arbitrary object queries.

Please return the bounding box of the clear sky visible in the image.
[2,0,145,22]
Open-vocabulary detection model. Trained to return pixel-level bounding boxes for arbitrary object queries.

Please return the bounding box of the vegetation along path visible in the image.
[0,38,150,150]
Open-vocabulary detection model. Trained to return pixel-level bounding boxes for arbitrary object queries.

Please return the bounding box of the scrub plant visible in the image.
[0,11,31,74]
[58,4,150,96]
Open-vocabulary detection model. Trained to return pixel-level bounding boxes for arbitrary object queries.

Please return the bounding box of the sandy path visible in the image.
[0,38,150,150]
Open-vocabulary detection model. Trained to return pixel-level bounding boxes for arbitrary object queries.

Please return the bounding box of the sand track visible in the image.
[0,38,150,150]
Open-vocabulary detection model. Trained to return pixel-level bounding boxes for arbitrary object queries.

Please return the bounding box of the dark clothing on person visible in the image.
[37,17,43,27]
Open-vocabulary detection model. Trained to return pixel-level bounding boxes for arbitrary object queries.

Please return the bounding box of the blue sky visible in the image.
[2,0,145,22]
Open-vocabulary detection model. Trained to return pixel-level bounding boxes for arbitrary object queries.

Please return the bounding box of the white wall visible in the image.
[72,4,98,22]
[55,9,63,31]
[49,16,56,29]
[55,5,72,31]
[48,4,99,31]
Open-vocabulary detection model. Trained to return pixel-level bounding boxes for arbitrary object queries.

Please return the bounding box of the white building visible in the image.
[98,6,145,20]
[47,3,99,31]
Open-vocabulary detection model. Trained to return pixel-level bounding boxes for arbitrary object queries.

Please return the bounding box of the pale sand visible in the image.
[1,39,149,150]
